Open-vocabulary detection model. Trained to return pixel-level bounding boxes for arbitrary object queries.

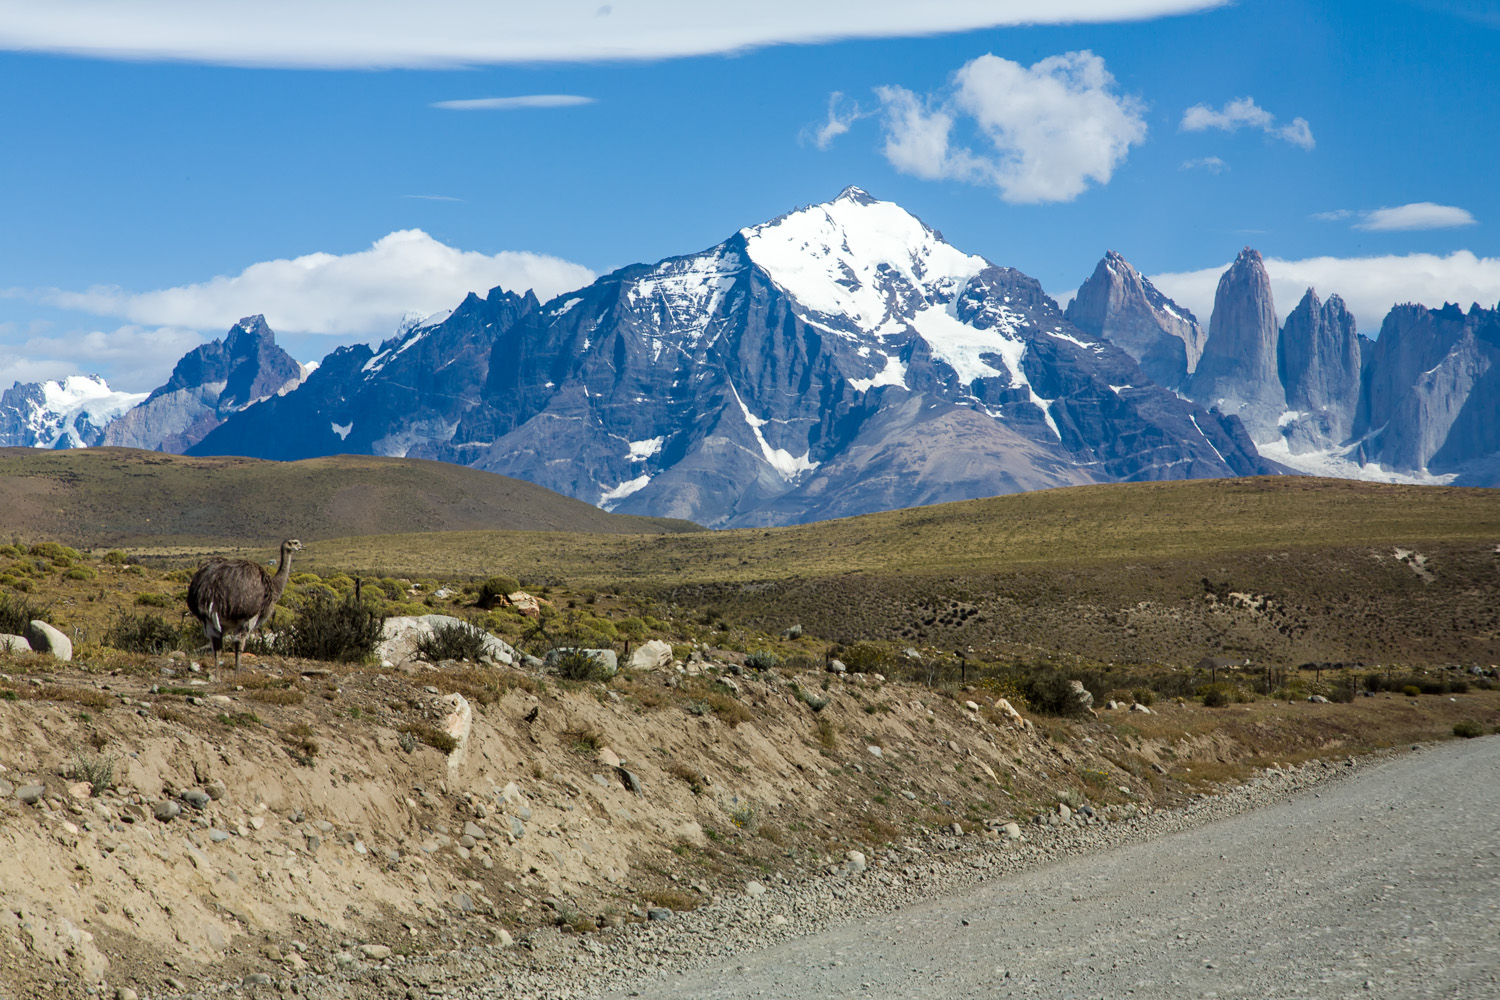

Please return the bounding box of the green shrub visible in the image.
[398,722,458,754]
[840,642,888,672]
[283,591,385,663]
[68,749,117,789]
[1453,720,1485,739]
[414,620,491,662]
[745,649,781,671]
[134,592,172,608]
[29,542,80,563]
[1201,685,1232,708]
[0,591,50,635]
[105,611,182,654]
[1401,684,1422,697]
[476,575,521,608]
[64,566,97,581]
[1132,688,1156,707]
[103,550,128,565]
[1023,670,1091,717]
[552,649,613,682]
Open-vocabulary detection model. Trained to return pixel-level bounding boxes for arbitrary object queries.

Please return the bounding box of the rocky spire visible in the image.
[1187,248,1285,439]
[1276,288,1361,448]
[1065,250,1205,389]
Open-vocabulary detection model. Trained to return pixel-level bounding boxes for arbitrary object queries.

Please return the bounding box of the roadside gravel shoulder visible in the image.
[272,744,1424,1000]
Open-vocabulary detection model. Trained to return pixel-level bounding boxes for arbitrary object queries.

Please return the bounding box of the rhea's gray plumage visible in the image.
[187,539,302,676]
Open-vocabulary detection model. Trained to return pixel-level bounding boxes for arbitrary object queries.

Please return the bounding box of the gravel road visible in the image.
[598,738,1500,1000]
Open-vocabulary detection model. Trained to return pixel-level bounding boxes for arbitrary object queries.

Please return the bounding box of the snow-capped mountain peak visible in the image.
[0,375,146,449]
[740,187,988,340]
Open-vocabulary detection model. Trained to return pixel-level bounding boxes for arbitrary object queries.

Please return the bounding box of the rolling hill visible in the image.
[0,447,702,547]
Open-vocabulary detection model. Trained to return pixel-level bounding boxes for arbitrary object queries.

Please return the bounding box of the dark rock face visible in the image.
[1188,248,1286,438]
[1275,289,1361,453]
[1065,251,1206,389]
[104,315,304,452]
[193,189,1276,526]
[1352,302,1500,477]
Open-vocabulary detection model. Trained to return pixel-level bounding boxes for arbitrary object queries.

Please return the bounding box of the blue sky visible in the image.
[1,0,1496,390]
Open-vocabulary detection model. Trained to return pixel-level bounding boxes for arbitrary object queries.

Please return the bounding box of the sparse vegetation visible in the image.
[0,591,49,636]
[414,619,492,662]
[398,722,459,754]
[104,610,182,655]
[1453,720,1485,738]
[283,590,384,662]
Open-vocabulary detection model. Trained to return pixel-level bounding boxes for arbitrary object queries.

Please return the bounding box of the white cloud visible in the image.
[1149,250,1500,338]
[1180,96,1314,149]
[876,50,1147,204]
[806,91,868,151]
[1355,202,1478,232]
[0,2,1230,68]
[34,230,596,339]
[430,95,595,110]
[1180,156,1227,173]
[0,325,204,392]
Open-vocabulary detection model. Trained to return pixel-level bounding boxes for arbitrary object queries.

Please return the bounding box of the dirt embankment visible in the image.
[1,653,1495,999]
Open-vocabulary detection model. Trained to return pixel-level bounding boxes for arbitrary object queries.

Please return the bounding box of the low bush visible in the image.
[476,575,521,608]
[63,566,97,581]
[1401,684,1422,697]
[1023,670,1092,717]
[398,722,458,754]
[552,649,613,682]
[1453,720,1485,739]
[134,592,173,608]
[104,611,181,655]
[68,749,117,789]
[0,592,49,635]
[283,591,385,662]
[415,620,491,662]
[1201,684,1232,708]
[745,649,781,671]
[1132,687,1156,707]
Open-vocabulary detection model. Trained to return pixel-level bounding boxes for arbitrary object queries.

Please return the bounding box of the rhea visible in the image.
[187,539,302,676]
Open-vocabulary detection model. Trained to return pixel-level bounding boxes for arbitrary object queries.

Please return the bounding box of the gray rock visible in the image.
[618,767,644,796]
[115,988,139,1000]
[377,615,517,668]
[1131,703,1153,714]
[627,639,674,671]
[153,800,181,822]
[242,973,272,986]
[949,822,964,836]
[509,817,527,840]
[458,835,476,849]
[828,659,847,674]
[745,881,767,897]
[1309,694,1330,704]
[452,892,474,913]
[358,943,391,961]
[1068,680,1094,711]
[1058,803,1073,822]
[780,624,803,639]
[845,850,867,873]
[1066,250,1205,389]
[305,834,321,852]
[646,907,672,921]
[179,788,210,810]
[1277,288,1361,452]
[25,620,71,661]
[0,634,31,654]
[463,820,486,840]
[0,778,12,797]
[204,779,227,800]
[16,783,45,805]
[866,745,882,759]
[209,829,231,843]
[1002,822,1022,839]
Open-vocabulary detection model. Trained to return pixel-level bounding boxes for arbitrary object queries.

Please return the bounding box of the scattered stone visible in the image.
[209,829,230,843]
[617,767,644,797]
[1131,703,1153,714]
[1069,680,1094,712]
[510,817,527,840]
[949,822,964,836]
[828,659,847,674]
[378,615,517,668]
[25,620,71,661]
[243,973,272,987]
[745,881,767,898]
[452,892,474,913]
[627,639,674,671]
[963,700,981,713]
[67,781,93,799]
[1002,822,1022,840]
[463,821,487,840]
[115,988,139,1000]
[495,929,515,947]
[780,624,804,639]
[153,800,181,822]
[0,634,31,654]
[646,907,672,921]
[1309,694,1330,704]
[0,779,12,798]
[358,943,392,961]
[866,745,883,759]
[179,788,210,810]
[164,978,186,991]
[1058,803,1073,822]
[900,789,916,800]
[598,746,621,768]
[845,850,867,873]
[204,780,227,800]
[305,834,321,853]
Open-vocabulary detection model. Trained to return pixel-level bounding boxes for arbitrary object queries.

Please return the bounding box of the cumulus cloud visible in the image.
[36,230,596,339]
[430,95,595,110]
[1180,96,1314,149]
[875,50,1147,204]
[0,2,1230,68]
[1149,250,1500,338]
[0,324,204,392]
[1180,156,1227,173]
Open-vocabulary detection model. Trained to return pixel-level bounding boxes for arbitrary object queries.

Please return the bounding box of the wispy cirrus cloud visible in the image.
[1180,96,1314,149]
[18,230,595,339]
[430,94,595,111]
[0,2,1231,68]
[1180,156,1227,173]
[872,50,1147,204]
[1315,202,1478,231]
[805,92,870,151]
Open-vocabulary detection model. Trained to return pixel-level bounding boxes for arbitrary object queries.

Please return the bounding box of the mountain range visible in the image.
[3,188,1494,525]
